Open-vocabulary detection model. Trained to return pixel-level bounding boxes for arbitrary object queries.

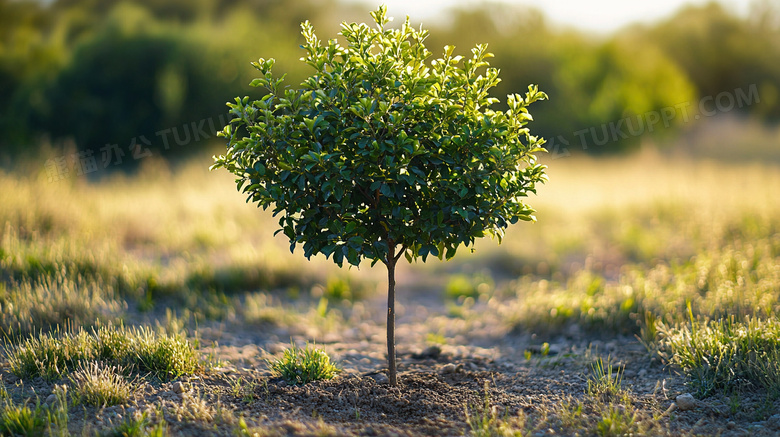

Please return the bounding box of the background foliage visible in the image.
[2,0,779,164]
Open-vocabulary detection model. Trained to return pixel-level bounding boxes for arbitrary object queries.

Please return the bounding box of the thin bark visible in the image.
[387,244,397,386]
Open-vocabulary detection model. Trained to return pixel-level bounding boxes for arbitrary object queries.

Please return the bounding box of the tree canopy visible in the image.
[212,6,548,268]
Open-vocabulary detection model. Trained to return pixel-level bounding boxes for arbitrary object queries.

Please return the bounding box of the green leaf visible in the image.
[379,184,393,197]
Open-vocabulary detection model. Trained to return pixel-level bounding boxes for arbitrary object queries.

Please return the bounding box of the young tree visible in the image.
[212,6,548,386]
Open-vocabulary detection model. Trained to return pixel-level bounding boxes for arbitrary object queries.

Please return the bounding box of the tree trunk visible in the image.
[386,247,398,386]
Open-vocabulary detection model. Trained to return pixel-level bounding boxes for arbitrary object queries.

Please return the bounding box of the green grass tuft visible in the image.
[134,330,201,381]
[268,343,341,385]
[595,404,637,437]
[69,362,132,406]
[5,324,201,382]
[464,381,523,437]
[587,357,627,403]
[100,412,168,437]
[659,315,780,396]
[0,399,48,436]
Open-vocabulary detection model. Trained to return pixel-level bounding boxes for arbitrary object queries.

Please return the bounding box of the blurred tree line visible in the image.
[1,0,779,164]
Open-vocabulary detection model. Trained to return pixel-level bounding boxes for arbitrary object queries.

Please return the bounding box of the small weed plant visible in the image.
[558,397,584,429]
[48,386,69,437]
[465,381,524,437]
[587,357,627,403]
[134,329,200,381]
[268,343,341,385]
[229,376,258,403]
[553,395,644,437]
[0,399,48,436]
[100,412,168,437]
[583,358,642,436]
[595,404,637,437]
[69,362,132,406]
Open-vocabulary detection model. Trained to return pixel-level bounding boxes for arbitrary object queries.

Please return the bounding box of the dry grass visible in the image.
[5,324,201,382]
[69,362,133,407]
[1,145,779,434]
[0,154,374,333]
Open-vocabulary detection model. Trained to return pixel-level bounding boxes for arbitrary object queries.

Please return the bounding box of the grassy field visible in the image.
[1,147,779,435]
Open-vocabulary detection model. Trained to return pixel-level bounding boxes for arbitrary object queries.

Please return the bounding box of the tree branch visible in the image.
[394,245,407,262]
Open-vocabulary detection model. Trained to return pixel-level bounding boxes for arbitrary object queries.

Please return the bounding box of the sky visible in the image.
[344,0,753,34]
